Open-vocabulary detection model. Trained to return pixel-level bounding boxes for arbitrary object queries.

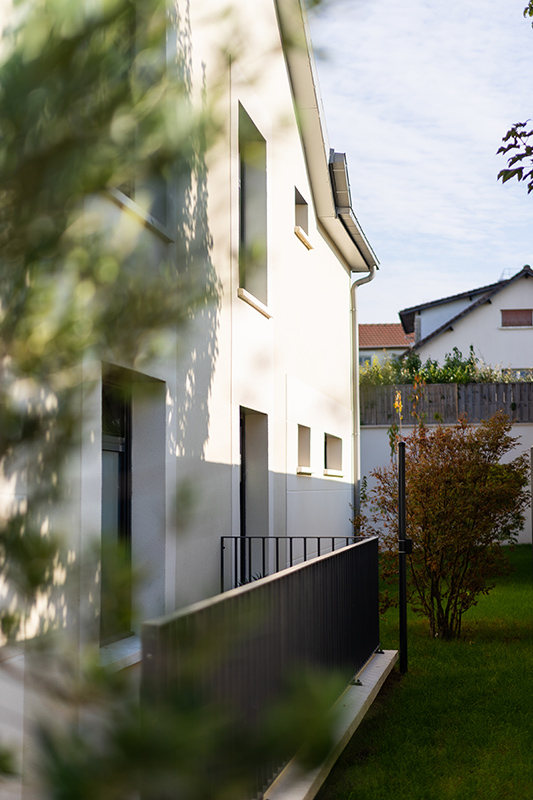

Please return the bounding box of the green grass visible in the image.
[316,545,533,800]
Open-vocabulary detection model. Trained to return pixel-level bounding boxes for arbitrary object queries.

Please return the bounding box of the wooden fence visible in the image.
[360,383,533,426]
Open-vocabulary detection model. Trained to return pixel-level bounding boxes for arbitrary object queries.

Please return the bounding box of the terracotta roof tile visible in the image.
[359,323,415,349]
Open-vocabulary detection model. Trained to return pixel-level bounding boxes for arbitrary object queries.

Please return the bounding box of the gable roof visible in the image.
[405,265,533,352]
[359,323,415,349]
[399,278,506,335]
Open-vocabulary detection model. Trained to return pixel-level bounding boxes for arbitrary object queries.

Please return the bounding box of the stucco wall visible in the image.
[361,424,533,544]
[417,274,533,370]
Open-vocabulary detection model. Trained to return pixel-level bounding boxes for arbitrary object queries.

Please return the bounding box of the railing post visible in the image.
[221,537,225,593]
[530,446,533,583]
[398,441,409,674]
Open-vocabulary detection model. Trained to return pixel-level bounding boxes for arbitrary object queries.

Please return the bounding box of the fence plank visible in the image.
[362,383,533,425]
[360,384,458,426]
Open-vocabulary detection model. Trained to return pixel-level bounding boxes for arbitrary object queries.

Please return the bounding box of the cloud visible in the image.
[310,0,533,322]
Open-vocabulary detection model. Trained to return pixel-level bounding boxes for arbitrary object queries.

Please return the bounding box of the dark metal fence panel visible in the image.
[142,538,380,796]
[220,535,357,592]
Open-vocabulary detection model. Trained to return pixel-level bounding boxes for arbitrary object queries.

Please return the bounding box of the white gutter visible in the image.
[351,266,377,514]
[274,0,379,273]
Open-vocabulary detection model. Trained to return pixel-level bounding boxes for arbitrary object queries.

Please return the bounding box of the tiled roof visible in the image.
[359,323,415,348]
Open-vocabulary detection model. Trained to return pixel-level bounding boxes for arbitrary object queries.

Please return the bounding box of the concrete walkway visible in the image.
[264,649,398,800]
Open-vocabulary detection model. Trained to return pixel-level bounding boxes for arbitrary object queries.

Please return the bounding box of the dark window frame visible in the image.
[101,373,133,645]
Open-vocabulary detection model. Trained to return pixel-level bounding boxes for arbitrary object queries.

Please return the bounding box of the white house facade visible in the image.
[0,1,380,795]
[360,266,533,552]
[399,265,533,373]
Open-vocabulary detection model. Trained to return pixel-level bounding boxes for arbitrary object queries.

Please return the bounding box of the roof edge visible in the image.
[274,0,379,273]
[408,265,533,351]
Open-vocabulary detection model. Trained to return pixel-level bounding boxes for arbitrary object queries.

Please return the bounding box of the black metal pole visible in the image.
[398,441,408,674]
[530,446,533,584]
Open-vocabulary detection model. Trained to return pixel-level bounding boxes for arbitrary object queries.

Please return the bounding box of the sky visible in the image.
[308,0,533,324]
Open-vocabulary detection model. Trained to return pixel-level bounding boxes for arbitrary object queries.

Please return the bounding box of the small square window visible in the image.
[324,433,342,474]
[294,188,313,250]
[295,188,308,234]
[297,425,311,474]
[501,309,532,327]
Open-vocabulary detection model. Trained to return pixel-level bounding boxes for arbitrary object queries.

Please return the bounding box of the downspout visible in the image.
[351,265,376,517]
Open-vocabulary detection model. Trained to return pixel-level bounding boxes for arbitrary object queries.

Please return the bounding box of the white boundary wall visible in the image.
[361,424,533,545]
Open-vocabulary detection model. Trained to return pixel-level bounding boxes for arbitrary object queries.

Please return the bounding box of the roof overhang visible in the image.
[274,0,379,274]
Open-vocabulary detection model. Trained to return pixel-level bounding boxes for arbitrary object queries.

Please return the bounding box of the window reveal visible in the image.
[101,376,132,644]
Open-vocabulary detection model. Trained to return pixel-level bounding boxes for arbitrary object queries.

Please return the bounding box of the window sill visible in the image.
[237,288,272,318]
[296,466,313,476]
[323,469,343,478]
[499,326,533,330]
[107,189,174,243]
[294,226,313,250]
[100,634,141,672]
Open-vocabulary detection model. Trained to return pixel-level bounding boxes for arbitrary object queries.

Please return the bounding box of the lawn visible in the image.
[316,545,533,800]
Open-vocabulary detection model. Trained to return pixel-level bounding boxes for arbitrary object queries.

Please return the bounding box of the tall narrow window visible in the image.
[115,2,168,226]
[324,433,343,475]
[239,104,267,305]
[101,376,132,644]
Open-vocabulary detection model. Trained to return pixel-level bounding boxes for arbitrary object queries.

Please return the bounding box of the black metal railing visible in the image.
[220,535,360,592]
[142,537,380,798]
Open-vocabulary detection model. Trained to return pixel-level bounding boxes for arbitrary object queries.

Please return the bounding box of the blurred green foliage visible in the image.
[0,0,342,795]
[0,0,217,643]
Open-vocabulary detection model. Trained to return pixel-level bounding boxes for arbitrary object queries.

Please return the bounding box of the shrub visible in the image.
[360,412,530,639]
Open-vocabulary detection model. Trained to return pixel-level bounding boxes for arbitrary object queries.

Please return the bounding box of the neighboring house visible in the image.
[0,0,380,794]
[360,266,533,552]
[359,323,414,366]
[399,265,533,374]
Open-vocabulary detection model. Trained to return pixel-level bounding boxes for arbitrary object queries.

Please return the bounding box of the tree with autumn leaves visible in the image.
[359,412,529,640]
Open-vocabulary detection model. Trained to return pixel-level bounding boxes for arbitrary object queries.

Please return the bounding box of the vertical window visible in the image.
[295,188,308,234]
[239,104,267,305]
[115,2,168,226]
[297,425,311,474]
[101,375,132,644]
[324,433,343,474]
[501,309,533,327]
